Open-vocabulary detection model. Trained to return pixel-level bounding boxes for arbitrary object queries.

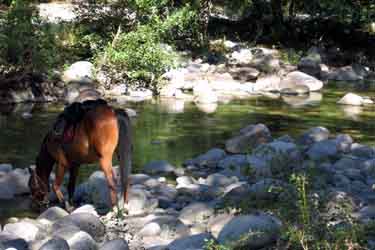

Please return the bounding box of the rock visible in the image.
[167,233,214,250]
[139,222,161,237]
[218,214,282,249]
[127,188,158,215]
[194,87,218,104]
[0,232,28,250]
[128,88,153,102]
[254,75,281,92]
[52,213,105,240]
[229,66,260,82]
[230,49,253,64]
[176,176,196,187]
[249,178,291,201]
[57,229,97,250]
[281,71,323,92]
[307,139,339,161]
[222,182,251,204]
[337,93,368,106]
[38,206,69,223]
[64,82,101,104]
[3,221,40,242]
[0,164,12,173]
[335,134,353,153]
[179,202,215,226]
[357,206,375,223]
[280,85,310,95]
[106,84,127,96]
[144,160,177,176]
[208,213,234,238]
[251,52,280,73]
[87,171,112,211]
[351,144,375,159]
[225,124,272,154]
[63,61,94,83]
[144,215,190,239]
[196,102,218,113]
[297,126,330,146]
[8,168,30,195]
[99,239,129,250]
[205,173,234,187]
[0,174,15,199]
[39,237,70,250]
[131,174,151,185]
[190,148,226,168]
[298,51,322,78]
[282,92,322,107]
[327,66,363,81]
[72,205,99,217]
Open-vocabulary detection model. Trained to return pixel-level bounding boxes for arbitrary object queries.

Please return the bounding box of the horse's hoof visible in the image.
[64,201,74,213]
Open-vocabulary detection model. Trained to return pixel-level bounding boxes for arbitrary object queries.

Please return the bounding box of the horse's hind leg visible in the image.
[99,157,117,207]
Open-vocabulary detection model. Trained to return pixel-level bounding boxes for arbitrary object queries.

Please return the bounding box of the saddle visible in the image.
[53,99,108,143]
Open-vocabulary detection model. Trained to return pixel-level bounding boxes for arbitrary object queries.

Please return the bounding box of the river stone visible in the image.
[3,221,40,242]
[8,168,30,195]
[298,52,322,77]
[297,126,330,146]
[357,206,375,223]
[138,222,162,237]
[87,171,111,211]
[254,75,281,92]
[39,237,70,250]
[351,143,375,159]
[337,93,365,106]
[52,212,105,240]
[61,230,97,250]
[167,233,214,250]
[179,202,215,226]
[218,214,282,249]
[127,188,156,215]
[280,71,323,92]
[222,182,251,204]
[63,61,94,83]
[99,239,129,250]
[205,173,234,187]
[143,160,176,176]
[225,124,272,154]
[335,134,353,153]
[307,139,338,161]
[0,164,12,173]
[280,85,310,95]
[249,178,291,201]
[72,204,99,217]
[0,232,28,250]
[208,213,235,238]
[146,215,190,239]
[190,148,226,168]
[0,174,15,199]
[176,176,196,187]
[327,66,363,81]
[38,206,69,223]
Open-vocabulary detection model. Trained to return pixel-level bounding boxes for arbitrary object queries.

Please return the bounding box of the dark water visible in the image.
[0,81,374,222]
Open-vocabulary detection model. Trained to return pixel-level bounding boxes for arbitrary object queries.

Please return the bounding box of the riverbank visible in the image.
[0,124,374,249]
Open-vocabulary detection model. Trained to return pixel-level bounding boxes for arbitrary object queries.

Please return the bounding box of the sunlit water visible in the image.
[0,81,374,222]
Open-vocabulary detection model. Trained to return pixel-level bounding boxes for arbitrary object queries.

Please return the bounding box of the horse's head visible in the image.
[28,166,49,207]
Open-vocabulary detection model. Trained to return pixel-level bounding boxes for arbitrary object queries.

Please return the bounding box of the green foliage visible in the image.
[103,25,175,90]
[0,0,59,72]
[204,239,230,250]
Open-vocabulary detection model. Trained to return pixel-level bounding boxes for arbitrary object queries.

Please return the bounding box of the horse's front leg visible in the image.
[53,162,72,211]
[68,165,79,208]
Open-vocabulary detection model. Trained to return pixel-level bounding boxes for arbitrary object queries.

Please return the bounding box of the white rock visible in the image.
[63,61,94,83]
[337,93,365,106]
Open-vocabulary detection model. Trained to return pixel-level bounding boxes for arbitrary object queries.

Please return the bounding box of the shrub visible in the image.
[0,0,59,73]
[102,25,175,91]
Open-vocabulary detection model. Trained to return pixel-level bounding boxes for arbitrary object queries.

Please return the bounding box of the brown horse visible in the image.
[28,102,132,211]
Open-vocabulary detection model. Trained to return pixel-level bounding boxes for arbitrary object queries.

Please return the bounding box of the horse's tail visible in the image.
[115,109,132,209]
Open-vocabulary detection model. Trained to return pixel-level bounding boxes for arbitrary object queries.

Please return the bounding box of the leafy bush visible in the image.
[102,25,175,90]
[0,0,59,73]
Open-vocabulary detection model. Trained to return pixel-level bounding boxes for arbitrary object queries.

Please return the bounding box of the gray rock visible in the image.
[63,61,94,83]
[327,66,363,81]
[205,173,234,187]
[335,134,353,153]
[225,124,272,154]
[139,222,162,237]
[298,126,330,146]
[167,233,214,250]
[72,204,99,217]
[127,188,158,215]
[0,174,15,199]
[146,215,190,239]
[0,164,12,173]
[222,182,251,204]
[249,178,291,201]
[39,237,70,250]
[52,213,105,241]
[208,213,234,238]
[87,171,112,211]
[176,176,196,187]
[3,220,40,242]
[60,230,97,250]
[307,139,338,161]
[0,232,28,250]
[333,158,361,170]
[38,206,69,223]
[8,168,30,195]
[357,206,375,223]
[144,161,177,176]
[100,239,129,250]
[218,214,282,249]
[254,75,281,92]
[190,148,226,168]
[280,71,323,92]
[280,85,310,95]
[179,202,215,226]
[131,174,151,185]
[298,52,322,77]
[351,144,375,159]
[337,93,368,106]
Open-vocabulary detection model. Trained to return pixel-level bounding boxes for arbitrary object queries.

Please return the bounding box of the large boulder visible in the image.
[99,239,129,250]
[218,214,282,249]
[327,66,364,81]
[0,232,28,250]
[178,202,215,226]
[280,71,323,92]
[39,237,70,250]
[38,206,69,223]
[167,233,214,250]
[63,61,94,84]
[3,220,40,242]
[298,49,322,78]
[225,124,273,154]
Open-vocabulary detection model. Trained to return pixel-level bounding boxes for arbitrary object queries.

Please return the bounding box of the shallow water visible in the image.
[0,81,374,222]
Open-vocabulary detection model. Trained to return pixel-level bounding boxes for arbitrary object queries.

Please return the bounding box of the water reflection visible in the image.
[196,102,218,113]
[282,92,323,107]
[340,105,364,121]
